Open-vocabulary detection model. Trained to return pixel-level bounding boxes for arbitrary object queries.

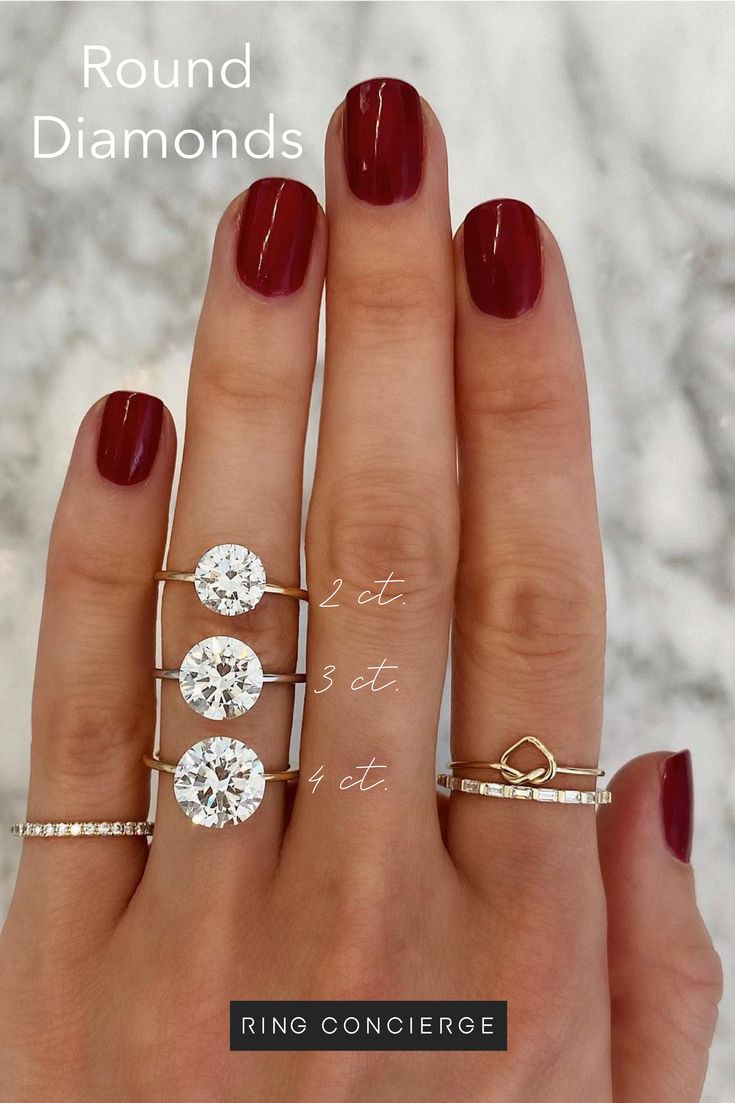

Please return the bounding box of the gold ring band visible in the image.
[154,571,307,601]
[449,736,603,787]
[144,751,298,782]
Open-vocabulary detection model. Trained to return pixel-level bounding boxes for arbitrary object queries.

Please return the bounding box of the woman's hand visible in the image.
[0,80,721,1102]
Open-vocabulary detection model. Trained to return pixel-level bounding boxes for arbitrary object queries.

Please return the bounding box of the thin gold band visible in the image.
[449,736,603,787]
[449,760,603,779]
[154,570,307,601]
[143,751,298,782]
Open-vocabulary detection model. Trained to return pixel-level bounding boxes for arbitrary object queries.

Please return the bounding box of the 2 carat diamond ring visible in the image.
[156,543,307,616]
[145,737,298,828]
[155,635,305,720]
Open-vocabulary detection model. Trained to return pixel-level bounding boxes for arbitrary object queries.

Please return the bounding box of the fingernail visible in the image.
[97,391,163,486]
[662,750,693,863]
[463,198,542,318]
[343,78,423,205]
[237,178,317,296]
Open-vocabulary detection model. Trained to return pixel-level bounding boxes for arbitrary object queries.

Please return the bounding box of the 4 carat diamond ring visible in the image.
[145,737,298,828]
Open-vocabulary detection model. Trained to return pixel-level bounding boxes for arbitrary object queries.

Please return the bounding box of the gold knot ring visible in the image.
[448,736,604,787]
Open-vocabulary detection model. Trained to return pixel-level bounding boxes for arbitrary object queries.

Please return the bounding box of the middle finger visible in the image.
[291,81,457,860]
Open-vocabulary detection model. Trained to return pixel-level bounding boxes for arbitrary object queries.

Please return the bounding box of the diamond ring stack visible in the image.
[442,737,611,807]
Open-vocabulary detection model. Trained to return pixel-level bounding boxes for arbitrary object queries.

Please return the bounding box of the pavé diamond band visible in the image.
[156,543,307,616]
[437,775,611,805]
[145,737,298,828]
[155,635,305,720]
[11,820,154,837]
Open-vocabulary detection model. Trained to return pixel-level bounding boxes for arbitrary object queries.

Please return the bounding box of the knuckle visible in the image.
[162,591,298,669]
[644,937,724,1047]
[34,700,152,790]
[461,558,605,667]
[193,344,302,414]
[469,369,589,444]
[195,365,273,411]
[337,264,448,345]
[48,536,142,594]
[312,865,414,998]
[309,475,455,607]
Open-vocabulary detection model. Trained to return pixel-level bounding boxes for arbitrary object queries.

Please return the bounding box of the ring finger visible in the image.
[449,201,607,900]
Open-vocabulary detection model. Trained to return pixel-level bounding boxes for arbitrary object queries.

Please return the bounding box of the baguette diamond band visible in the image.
[437,775,611,805]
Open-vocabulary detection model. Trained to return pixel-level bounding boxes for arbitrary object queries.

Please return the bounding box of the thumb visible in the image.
[597,751,723,1103]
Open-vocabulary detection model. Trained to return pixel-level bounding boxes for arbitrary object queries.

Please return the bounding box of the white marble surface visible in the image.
[0,2,733,1097]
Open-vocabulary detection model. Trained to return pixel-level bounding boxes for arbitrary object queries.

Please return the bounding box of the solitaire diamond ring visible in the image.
[145,737,298,828]
[155,635,305,720]
[156,543,307,616]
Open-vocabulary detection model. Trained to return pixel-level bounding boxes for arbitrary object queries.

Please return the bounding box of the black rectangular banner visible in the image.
[230,1000,507,1051]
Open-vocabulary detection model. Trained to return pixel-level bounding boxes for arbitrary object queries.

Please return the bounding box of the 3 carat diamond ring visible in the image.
[155,635,305,720]
[156,543,307,616]
[145,737,298,828]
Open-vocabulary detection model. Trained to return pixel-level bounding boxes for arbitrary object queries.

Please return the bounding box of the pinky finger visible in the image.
[598,752,723,1103]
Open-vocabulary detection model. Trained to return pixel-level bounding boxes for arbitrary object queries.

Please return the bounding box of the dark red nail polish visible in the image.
[463,198,542,318]
[662,750,693,863]
[97,391,163,486]
[237,178,317,296]
[343,78,423,205]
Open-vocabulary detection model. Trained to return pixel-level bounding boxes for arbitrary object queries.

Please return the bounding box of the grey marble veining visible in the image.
[0,2,733,1097]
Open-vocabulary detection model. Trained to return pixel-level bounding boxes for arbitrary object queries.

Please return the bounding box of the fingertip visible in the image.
[325,78,448,212]
[207,181,326,304]
[598,751,700,923]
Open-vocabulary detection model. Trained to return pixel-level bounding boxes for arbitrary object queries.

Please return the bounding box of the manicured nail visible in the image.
[237,178,317,296]
[463,198,542,318]
[343,78,423,205]
[662,750,693,863]
[97,391,163,486]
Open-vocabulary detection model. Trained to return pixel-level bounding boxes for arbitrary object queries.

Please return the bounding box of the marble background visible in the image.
[0,1,733,1096]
